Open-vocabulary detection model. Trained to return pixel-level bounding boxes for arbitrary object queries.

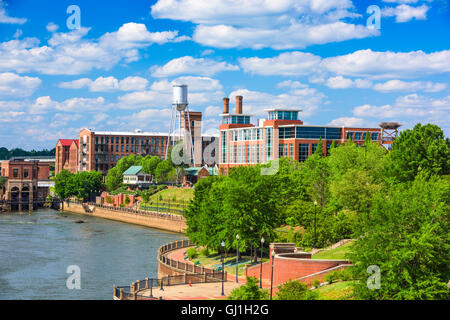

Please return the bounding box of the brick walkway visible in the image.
[143,247,273,299]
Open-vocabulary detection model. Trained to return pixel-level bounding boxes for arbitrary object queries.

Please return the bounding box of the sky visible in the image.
[0,0,449,150]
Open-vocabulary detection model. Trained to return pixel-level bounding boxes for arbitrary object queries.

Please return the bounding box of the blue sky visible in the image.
[0,0,449,149]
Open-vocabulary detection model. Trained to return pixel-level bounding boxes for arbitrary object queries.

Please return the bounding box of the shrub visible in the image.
[186,247,198,260]
[199,247,210,257]
[124,196,130,205]
[105,196,113,204]
[325,271,339,284]
[119,203,125,208]
[275,279,318,300]
[312,279,321,288]
[228,277,269,300]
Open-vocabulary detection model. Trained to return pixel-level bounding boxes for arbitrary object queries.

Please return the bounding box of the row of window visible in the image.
[346,132,379,141]
[95,136,167,145]
[229,144,264,164]
[278,143,294,158]
[95,144,164,154]
[267,111,299,121]
[231,128,263,141]
[223,115,251,125]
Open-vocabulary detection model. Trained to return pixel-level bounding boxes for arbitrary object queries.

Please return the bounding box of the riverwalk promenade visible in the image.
[61,201,186,233]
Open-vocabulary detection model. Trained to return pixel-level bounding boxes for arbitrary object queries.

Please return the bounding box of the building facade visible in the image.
[78,128,170,175]
[0,159,50,211]
[55,139,79,174]
[218,96,384,175]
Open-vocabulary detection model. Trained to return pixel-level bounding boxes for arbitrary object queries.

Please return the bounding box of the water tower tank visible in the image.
[172,84,188,111]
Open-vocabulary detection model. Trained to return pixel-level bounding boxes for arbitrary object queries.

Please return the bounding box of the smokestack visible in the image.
[236,96,243,114]
[223,97,229,114]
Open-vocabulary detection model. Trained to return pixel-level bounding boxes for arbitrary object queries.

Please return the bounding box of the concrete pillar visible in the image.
[145,277,149,289]
[119,289,124,300]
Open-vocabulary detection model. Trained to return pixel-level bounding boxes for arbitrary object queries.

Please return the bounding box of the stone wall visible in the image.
[62,202,186,233]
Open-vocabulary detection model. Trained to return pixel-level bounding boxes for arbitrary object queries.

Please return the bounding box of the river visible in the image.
[0,209,185,300]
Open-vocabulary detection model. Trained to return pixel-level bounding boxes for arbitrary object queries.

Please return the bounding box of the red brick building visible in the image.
[0,160,50,211]
[55,139,79,174]
[219,96,386,175]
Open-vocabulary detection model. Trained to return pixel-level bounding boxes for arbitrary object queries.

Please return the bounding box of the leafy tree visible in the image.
[227,276,269,300]
[349,173,450,300]
[303,150,330,207]
[54,169,75,199]
[72,171,103,201]
[154,159,175,182]
[105,154,142,191]
[141,155,161,176]
[275,279,318,300]
[386,123,449,183]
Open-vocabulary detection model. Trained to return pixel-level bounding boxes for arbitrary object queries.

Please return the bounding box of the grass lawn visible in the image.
[312,240,354,260]
[149,188,194,203]
[186,249,269,277]
[315,280,356,300]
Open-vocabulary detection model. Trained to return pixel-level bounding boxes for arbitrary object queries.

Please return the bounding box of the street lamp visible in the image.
[313,200,317,249]
[361,145,367,161]
[221,241,225,296]
[235,234,239,283]
[270,250,275,300]
[260,237,265,288]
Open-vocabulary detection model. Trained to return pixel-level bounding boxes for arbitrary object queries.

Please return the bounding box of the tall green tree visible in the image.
[349,173,450,300]
[386,123,449,183]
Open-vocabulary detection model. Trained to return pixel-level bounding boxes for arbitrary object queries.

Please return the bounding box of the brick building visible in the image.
[0,159,50,211]
[55,139,79,174]
[219,96,385,175]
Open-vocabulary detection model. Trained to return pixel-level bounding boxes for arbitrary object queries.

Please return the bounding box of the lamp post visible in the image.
[270,250,275,300]
[221,241,225,296]
[235,234,239,283]
[361,145,367,161]
[260,237,264,288]
[313,200,317,249]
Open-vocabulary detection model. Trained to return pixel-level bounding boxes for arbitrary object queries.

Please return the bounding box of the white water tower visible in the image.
[166,84,195,165]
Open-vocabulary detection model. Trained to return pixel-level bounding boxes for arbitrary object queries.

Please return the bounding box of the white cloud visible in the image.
[0,72,41,98]
[59,76,149,92]
[240,51,321,76]
[382,4,429,23]
[46,22,59,32]
[0,23,187,75]
[328,117,366,127]
[204,106,221,117]
[0,1,26,24]
[13,29,22,39]
[373,80,447,92]
[151,56,239,77]
[352,94,450,134]
[30,96,110,114]
[322,49,450,79]
[151,0,378,50]
[325,76,372,89]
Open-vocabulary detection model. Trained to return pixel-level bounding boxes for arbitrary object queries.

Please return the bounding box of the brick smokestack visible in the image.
[236,96,243,114]
[223,97,229,114]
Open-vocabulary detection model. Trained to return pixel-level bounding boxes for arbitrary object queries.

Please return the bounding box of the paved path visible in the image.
[149,247,273,299]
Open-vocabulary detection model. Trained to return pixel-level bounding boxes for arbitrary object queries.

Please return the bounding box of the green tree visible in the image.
[73,171,103,201]
[349,173,450,300]
[142,155,161,177]
[154,159,175,183]
[275,279,318,300]
[227,277,269,300]
[386,123,449,183]
[54,169,75,199]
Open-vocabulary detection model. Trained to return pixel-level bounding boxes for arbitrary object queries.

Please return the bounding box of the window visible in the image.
[256,143,260,163]
[126,137,129,144]
[295,127,340,140]
[116,155,119,162]
[279,143,284,157]
[347,132,353,140]
[355,132,362,140]
[121,137,124,144]
[326,144,332,156]
[371,132,378,141]
[299,144,309,162]
[279,127,294,139]
[24,169,29,178]
[312,144,318,155]
[221,131,227,163]
[13,168,18,178]
[234,145,237,163]
[289,144,293,158]
[116,137,119,144]
[246,145,249,163]
[265,127,273,161]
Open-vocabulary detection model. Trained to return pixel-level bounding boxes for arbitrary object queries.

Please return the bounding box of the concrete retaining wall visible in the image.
[62,202,186,233]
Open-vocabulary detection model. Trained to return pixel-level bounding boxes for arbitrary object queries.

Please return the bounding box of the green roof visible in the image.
[123,166,143,175]
[184,166,218,176]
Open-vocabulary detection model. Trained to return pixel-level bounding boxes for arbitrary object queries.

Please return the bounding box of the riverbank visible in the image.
[0,209,185,299]
[61,202,187,234]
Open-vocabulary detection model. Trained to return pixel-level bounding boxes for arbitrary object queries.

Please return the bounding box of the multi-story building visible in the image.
[218,96,384,175]
[71,111,218,175]
[0,159,50,211]
[55,139,79,174]
[78,128,170,174]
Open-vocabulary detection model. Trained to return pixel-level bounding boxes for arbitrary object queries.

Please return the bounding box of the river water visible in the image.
[0,209,185,300]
